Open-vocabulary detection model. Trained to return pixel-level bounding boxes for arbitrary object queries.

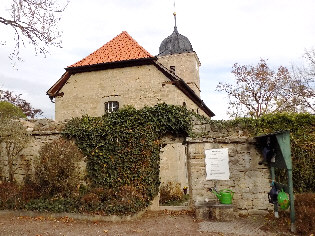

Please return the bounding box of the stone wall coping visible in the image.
[186,137,255,144]
[161,136,185,144]
[31,131,62,136]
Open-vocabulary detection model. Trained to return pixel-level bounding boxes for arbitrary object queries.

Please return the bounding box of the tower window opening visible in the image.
[170,66,176,74]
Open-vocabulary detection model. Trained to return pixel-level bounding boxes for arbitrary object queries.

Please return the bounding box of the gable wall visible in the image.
[55,64,206,121]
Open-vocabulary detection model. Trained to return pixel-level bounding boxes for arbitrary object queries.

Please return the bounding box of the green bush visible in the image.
[208,113,314,192]
[0,101,26,119]
[25,198,79,213]
[252,113,314,193]
[34,138,84,198]
[63,103,193,214]
[0,104,195,215]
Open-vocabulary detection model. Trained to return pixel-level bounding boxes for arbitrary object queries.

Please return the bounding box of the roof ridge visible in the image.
[68,31,153,68]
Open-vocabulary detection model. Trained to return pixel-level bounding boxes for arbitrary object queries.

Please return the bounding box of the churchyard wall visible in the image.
[0,119,272,217]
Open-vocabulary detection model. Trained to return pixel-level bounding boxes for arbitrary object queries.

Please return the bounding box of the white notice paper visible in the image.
[205,148,230,180]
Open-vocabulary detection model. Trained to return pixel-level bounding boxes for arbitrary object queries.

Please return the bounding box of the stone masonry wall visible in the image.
[55,64,206,121]
[0,120,188,191]
[160,136,188,189]
[187,120,272,216]
[0,119,63,183]
[157,52,201,96]
[1,118,272,217]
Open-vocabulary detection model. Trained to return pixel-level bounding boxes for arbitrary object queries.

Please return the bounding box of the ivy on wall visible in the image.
[63,103,193,214]
[251,113,314,193]
[207,113,315,192]
[0,105,313,214]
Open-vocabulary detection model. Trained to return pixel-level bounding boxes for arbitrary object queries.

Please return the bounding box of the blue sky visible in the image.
[0,0,314,119]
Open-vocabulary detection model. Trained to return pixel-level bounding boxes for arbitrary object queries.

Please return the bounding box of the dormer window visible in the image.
[105,101,119,113]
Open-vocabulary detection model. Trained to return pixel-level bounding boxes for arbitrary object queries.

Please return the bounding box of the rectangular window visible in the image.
[105,101,119,113]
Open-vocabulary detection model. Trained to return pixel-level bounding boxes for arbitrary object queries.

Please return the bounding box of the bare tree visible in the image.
[305,48,315,75]
[217,59,315,118]
[0,0,68,62]
[290,49,315,112]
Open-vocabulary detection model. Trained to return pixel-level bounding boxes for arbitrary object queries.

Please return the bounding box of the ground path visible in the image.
[0,210,277,236]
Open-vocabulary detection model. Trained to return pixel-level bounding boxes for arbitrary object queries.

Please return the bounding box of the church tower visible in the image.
[157,12,201,96]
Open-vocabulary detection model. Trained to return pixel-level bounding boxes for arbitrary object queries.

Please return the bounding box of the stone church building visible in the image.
[46,23,217,197]
[1,22,273,217]
[47,25,215,121]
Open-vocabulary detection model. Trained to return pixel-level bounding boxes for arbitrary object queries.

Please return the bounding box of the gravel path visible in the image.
[199,219,275,236]
[0,210,275,236]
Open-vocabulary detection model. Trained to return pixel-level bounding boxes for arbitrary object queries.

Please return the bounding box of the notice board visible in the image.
[205,148,230,180]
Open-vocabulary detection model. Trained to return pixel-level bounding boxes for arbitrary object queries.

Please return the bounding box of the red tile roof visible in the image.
[68,31,154,67]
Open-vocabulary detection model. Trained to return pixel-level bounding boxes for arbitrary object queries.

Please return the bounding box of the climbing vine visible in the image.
[204,113,314,192]
[0,105,312,214]
[63,103,193,214]
[251,113,314,192]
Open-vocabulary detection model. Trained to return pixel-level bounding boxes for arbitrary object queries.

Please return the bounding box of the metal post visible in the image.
[270,166,275,182]
[270,166,279,218]
[288,169,296,233]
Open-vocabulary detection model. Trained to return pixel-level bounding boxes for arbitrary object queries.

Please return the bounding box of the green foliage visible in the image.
[34,138,84,198]
[209,113,314,192]
[25,198,79,213]
[0,101,26,119]
[0,89,42,118]
[254,113,314,193]
[63,103,193,214]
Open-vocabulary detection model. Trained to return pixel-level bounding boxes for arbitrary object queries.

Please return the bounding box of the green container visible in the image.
[278,189,290,210]
[213,189,234,204]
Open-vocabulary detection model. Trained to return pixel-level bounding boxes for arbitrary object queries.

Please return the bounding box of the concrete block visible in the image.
[195,207,209,220]
[208,205,235,221]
